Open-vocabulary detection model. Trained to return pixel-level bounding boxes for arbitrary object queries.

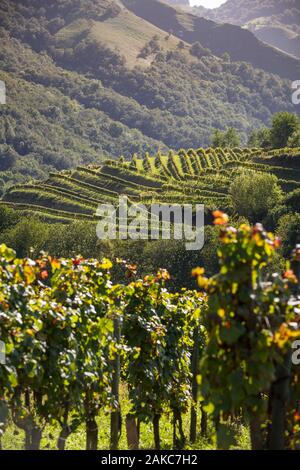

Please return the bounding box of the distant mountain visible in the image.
[0,0,298,193]
[194,0,299,26]
[123,0,300,79]
[190,0,300,59]
[164,0,190,5]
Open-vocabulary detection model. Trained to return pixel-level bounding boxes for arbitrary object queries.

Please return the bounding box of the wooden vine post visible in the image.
[269,353,292,449]
[125,414,139,450]
[110,316,121,450]
[269,245,300,450]
[190,325,199,443]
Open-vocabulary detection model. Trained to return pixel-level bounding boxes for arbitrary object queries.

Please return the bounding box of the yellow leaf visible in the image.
[100,258,113,270]
[218,308,226,318]
[24,265,36,284]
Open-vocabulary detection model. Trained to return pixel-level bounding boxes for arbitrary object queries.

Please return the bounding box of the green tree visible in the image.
[211,130,224,148]
[0,217,50,257]
[190,42,211,59]
[284,188,300,213]
[222,52,231,62]
[287,129,300,148]
[270,112,300,149]
[248,128,271,149]
[276,213,300,257]
[0,146,17,171]
[225,128,240,147]
[211,128,240,148]
[0,206,20,232]
[229,171,283,221]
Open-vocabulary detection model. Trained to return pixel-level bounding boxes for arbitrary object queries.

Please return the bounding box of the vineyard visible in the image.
[0,215,300,450]
[1,147,300,224]
[1,0,300,456]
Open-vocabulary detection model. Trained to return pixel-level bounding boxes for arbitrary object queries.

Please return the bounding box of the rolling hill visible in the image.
[190,0,300,59]
[2,146,300,225]
[0,0,299,196]
[123,0,300,79]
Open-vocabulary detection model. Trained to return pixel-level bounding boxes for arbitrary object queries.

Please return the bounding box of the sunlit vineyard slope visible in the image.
[1,147,300,223]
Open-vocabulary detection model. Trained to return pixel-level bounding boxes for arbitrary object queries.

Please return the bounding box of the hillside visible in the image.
[123,0,300,79]
[2,146,300,225]
[0,0,299,195]
[2,1,300,456]
[164,0,189,5]
[0,35,163,182]
[190,0,300,59]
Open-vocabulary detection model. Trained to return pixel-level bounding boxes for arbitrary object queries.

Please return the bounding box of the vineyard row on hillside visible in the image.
[1,148,299,223]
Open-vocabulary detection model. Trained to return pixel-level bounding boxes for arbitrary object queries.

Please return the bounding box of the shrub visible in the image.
[276,213,300,257]
[229,171,283,221]
[270,112,300,149]
[284,188,300,213]
[190,42,211,59]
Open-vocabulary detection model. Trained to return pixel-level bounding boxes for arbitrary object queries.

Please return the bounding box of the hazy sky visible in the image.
[189,0,227,8]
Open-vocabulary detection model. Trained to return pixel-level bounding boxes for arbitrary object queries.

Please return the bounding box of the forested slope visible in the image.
[0,0,298,194]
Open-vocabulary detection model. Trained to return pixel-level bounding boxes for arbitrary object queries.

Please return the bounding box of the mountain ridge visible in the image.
[123,0,300,80]
[189,0,300,59]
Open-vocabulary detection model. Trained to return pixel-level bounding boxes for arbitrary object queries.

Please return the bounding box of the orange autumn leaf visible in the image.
[284,270,298,284]
[50,258,61,271]
[127,263,138,274]
[213,211,229,226]
[212,210,224,218]
[40,270,48,280]
[274,237,282,249]
[156,269,170,281]
[192,267,205,278]
[294,412,300,422]
[274,323,300,348]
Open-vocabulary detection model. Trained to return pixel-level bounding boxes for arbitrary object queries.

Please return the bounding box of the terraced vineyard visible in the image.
[1,147,300,223]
